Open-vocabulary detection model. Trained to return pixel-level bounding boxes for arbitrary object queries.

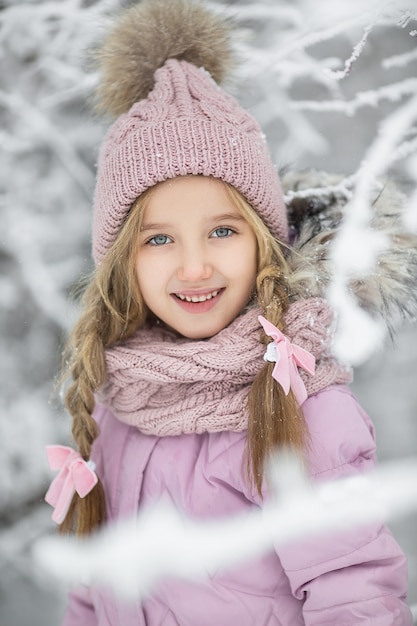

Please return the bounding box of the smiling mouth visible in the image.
[174,289,222,303]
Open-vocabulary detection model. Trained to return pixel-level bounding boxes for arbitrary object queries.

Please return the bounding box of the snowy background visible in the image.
[1,0,416,624]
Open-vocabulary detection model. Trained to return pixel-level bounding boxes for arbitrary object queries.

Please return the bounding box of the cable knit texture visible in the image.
[102,298,352,435]
[92,59,287,263]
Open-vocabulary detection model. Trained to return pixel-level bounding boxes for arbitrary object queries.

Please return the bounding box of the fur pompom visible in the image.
[94,0,233,117]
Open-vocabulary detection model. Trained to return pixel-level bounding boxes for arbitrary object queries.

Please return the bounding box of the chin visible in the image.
[179,329,217,340]
[183,320,235,339]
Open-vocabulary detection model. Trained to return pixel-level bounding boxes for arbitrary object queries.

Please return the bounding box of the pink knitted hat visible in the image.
[92,0,288,264]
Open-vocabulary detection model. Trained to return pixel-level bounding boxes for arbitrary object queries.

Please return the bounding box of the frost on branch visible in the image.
[218,0,417,165]
[327,94,417,364]
[34,452,417,599]
[230,0,417,365]
[0,0,113,513]
[1,0,417,614]
[1,0,415,509]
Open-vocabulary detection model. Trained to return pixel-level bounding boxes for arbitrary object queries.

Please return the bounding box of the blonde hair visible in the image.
[59,188,153,534]
[224,185,307,496]
[59,177,306,534]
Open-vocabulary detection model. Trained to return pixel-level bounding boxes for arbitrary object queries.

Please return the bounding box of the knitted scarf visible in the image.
[102,298,352,436]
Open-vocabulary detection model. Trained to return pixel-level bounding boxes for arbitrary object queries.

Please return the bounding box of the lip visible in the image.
[171,288,225,314]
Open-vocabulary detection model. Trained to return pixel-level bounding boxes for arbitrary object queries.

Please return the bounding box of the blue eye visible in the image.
[148,234,172,246]
[211,227,234,238]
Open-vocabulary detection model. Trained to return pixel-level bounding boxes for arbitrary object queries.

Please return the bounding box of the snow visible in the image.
[328,93,417,364]
[0,0,416,623]
[34,453,417,600]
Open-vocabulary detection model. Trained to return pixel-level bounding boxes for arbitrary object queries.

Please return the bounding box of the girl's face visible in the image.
[135,176,258,339]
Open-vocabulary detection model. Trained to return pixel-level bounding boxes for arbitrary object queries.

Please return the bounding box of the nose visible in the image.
[176,243,213,283]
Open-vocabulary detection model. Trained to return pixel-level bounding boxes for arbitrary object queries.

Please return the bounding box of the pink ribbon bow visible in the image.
[45,445,98,524]
[258,315,316,406]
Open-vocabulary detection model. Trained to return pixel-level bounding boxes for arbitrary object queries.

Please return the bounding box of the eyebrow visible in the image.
[140,222,171,233]
[210,213,245,223]
[140,213,245,232]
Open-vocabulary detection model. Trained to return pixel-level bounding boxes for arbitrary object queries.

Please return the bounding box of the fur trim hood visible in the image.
[282,170,417,333]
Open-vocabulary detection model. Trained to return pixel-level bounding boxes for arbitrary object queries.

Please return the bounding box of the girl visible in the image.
[46,0,416,624]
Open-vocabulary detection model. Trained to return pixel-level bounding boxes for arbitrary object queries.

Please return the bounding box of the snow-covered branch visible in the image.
[324,23,376,81]
[328,93,417,364]
[284,175,356,203]
[0,0,112,517]
[383,46,417,70]
[391,135,417,164]
[1,0,417,616]
[0,90,93,197]
[34,454,417,599]
[292,78,417,116]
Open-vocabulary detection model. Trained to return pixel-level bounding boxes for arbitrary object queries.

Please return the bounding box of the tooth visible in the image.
[177,290,221,303]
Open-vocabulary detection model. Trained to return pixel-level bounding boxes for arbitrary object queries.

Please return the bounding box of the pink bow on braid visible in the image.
[45,445,98,524]
[258,315,316,406]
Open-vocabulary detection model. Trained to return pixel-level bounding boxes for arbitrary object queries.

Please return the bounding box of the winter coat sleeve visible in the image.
[276,385,413,625]
[61,586,98,626]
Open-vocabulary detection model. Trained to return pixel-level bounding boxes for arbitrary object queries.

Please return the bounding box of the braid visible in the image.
[256,265,288,327]
[59,285,110,535]
[58,193,150,536]
[246,265,308,497]
[221,182,309,496]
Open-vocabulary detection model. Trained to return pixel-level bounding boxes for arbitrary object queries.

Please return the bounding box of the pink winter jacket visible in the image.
[62,385,412,625]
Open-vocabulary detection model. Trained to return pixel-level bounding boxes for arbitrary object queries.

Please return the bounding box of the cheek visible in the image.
[135,257,143,288]
[231,244,257,299]
[244,239,259,282]
[135,251,173,310]
[135,254,153,299]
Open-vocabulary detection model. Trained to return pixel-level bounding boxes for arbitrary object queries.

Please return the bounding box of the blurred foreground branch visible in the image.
[35,453,417,600]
